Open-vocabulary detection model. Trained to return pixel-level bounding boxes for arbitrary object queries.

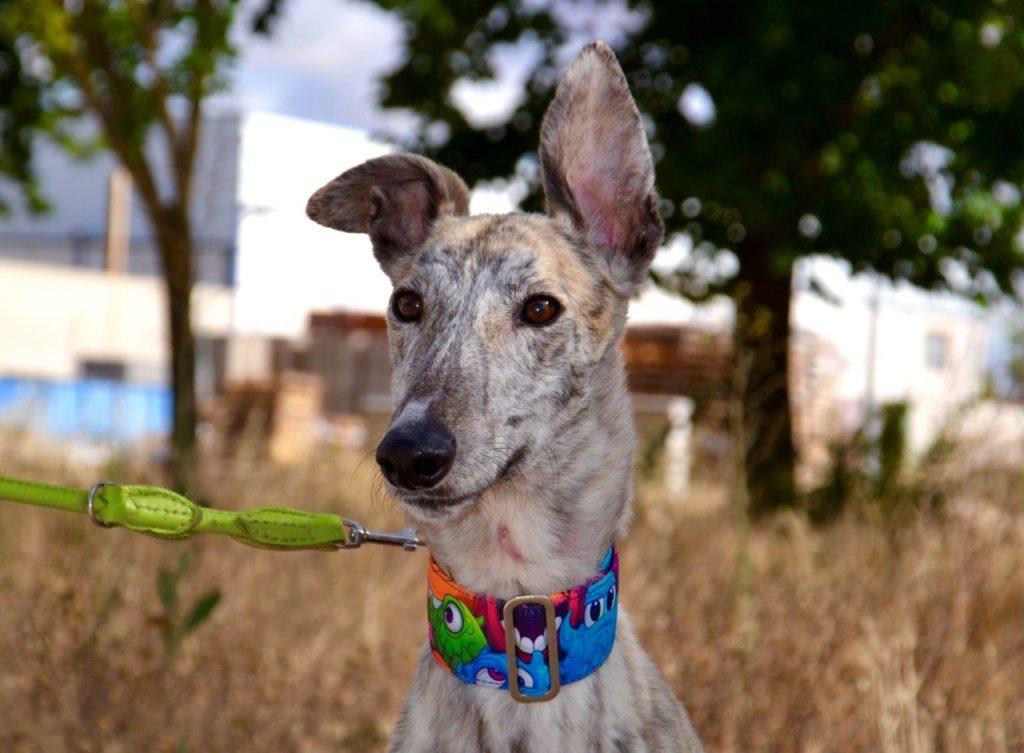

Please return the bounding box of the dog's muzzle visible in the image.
[376,417,457,490]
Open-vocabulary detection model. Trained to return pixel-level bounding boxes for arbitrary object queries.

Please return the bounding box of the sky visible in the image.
[231,0,413,134]
[230,0,533,138]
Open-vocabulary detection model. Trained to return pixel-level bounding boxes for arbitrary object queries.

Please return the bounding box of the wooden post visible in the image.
[105,166,132,274]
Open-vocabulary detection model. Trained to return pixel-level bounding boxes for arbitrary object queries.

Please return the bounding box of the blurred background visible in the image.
[0,1,1023,751]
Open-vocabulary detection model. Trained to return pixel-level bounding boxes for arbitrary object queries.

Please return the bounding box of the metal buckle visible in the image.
[502,594,560,703]
[87,481,116,529]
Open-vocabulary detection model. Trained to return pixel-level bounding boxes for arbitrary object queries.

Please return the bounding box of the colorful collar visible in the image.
[427,547,618,702]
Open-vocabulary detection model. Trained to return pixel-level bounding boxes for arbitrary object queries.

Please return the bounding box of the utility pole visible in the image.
[864,272,882,417]
[105,166,132,274]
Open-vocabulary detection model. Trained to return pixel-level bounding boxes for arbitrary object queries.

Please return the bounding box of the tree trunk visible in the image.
[732,240,797,518]
[154,207,198,494]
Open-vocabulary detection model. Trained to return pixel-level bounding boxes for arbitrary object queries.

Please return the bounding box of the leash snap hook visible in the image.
[87,481,116,529]
[340,519,423,551]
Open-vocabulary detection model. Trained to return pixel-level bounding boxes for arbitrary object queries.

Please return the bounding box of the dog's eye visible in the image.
[520,295,561,326]
[392,291,423,322]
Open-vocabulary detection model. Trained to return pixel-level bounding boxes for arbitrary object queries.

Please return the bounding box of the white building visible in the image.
[0,111,394,438]
[797,258,1024,474]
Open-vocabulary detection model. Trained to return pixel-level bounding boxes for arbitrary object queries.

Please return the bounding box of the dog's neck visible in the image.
[417,349,636,600]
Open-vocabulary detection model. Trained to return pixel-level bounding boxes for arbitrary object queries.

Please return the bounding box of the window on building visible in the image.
[81,359,127,382]
[925,332,949,370]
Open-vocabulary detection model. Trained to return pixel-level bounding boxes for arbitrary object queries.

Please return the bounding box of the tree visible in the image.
[1009,324,1024,400]
[0,0,239,491]
[343,0,1024,515]
[0,19,47,214]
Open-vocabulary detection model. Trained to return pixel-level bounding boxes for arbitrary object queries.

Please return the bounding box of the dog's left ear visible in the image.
[540,41,663,289]
[306,154,470,280]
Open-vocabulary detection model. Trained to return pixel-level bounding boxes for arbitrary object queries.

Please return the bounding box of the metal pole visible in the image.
[865,272,881,416]
[105,166,132,274]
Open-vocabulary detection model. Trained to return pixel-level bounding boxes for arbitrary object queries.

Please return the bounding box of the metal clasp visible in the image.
[340,519,423,551]
[87,481,116,529]
[502,594,561,703]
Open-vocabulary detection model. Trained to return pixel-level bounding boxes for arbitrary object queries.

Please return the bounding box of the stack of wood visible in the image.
[211,372,325,464]
[267,372,325,465]
[621,325,731,397]
[307,311,391,414]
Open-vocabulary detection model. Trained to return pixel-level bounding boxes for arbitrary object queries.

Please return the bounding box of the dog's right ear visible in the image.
[306,154,470,279]
[539,42,663,290]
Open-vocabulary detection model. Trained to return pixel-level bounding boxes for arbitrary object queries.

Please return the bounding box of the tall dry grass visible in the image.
[1,434,1022,752]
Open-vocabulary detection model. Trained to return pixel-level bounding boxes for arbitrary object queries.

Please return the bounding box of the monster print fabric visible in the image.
[427,547,619,699]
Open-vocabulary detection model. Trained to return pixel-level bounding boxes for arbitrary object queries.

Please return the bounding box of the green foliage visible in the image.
[807,436,860,526]
[0,0,239,214]
[875,401,908,503]
[1010,324,1024,399]
[0,20,47,214]
[183,589,223,633]
[808,400,955,525]
[155,550,222,667]
[367,0,1024,303]
[175,731,190,753]
[637,419,672,481]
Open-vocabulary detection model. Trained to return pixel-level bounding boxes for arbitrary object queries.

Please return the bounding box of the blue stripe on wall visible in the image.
[0,377,171,441]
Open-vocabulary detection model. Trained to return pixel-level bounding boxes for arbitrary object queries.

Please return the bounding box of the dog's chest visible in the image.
[392,634,641,753]
[444,672,630,753]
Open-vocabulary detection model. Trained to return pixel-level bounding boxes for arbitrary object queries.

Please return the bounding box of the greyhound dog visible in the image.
[307,41,703,753]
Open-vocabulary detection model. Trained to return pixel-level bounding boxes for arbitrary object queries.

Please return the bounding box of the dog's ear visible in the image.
[306,154,470,279]
[540,41,663,289]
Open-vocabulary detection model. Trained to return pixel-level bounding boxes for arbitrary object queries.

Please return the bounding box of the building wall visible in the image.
[231,111,395,338]
[792,257,992,458]
[872,302,987,456]
[0,258,233,382]
[0,115,241,286]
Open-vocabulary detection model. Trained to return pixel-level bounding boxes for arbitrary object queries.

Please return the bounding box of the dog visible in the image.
[307,41,703,753]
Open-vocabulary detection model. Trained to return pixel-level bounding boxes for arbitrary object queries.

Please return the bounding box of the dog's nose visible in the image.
[376,418,456,490]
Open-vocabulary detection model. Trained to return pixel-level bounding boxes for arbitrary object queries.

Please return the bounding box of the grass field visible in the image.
[1,435,1022,752]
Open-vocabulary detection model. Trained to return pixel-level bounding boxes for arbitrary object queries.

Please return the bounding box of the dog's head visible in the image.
[307,42,662,522]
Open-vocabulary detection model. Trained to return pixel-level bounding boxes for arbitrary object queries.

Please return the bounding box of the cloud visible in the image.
[450,37,545,128]
[231,0,416,136]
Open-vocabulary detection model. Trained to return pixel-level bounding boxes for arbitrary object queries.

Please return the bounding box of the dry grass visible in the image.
[1,437,1023,752]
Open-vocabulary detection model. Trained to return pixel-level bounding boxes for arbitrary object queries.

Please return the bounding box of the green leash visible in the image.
[0,475,423,552]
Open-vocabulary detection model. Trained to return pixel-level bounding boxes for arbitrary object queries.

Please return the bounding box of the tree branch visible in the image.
[177,0,217,208]
[178,92,202,209]
[127,0,184,198]
[53,0,163,218]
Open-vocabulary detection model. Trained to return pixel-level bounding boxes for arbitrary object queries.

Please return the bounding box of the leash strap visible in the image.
[0,475,423,552]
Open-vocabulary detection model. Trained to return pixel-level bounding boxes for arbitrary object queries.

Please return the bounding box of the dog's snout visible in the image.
[376,418,456,490]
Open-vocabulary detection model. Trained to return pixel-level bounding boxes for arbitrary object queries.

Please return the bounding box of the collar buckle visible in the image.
[502,594,561,703]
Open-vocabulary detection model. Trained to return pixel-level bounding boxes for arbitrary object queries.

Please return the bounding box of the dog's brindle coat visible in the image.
[308,41,703,753]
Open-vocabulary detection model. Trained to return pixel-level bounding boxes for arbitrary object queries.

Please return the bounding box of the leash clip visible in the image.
[87,481,116,529]
[341,519,423,551]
